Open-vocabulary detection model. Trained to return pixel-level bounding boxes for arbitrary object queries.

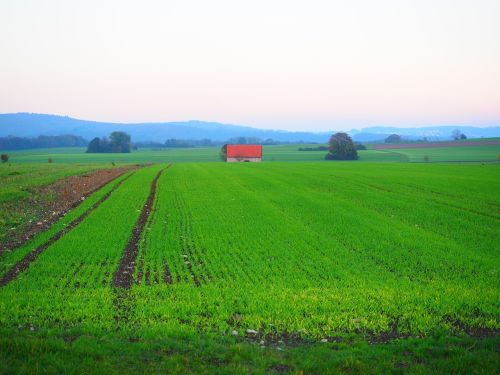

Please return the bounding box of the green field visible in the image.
[0,162,499,373]
[379,145,500,162]
[4,143,499,164]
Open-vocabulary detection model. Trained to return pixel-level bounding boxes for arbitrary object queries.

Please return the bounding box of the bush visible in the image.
[1,154,8,163]
[48,157,53,163]
[385,134,402,143]
[298,146,328,151]
[220,144,227,161]
[355,143,366,150]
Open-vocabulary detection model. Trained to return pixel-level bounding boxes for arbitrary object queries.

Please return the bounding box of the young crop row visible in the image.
[130,163,499,339]
[0,162,497,342]
[0,165,165,332]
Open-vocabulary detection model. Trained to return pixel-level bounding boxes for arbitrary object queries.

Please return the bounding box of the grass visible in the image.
[0,162,498,373]
[1,330,498,374]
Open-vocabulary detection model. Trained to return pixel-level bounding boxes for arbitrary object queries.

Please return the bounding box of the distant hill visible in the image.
[0,113,330,143]
[0,113,499,144]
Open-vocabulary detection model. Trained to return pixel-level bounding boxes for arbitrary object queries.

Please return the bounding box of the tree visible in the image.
[220,144,227,161]
[460,133,467,140]
[86,137,101,153]
[385,134,402,143]
[110,132,131,153]
[86,133,130,153]
[452,129,464,140]
[325,132,358,160]
[1,154,8,163]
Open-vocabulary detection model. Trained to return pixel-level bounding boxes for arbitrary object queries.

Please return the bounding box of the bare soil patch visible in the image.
[0,172,135,287]
[0,166,138,254]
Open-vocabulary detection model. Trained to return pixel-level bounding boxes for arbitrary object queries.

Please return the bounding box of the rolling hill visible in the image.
[1,113,499,143]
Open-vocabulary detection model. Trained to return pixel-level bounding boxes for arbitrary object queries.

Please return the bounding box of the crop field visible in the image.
[4,142,499,164]
[0,162,499,373]
[378,145,500,162]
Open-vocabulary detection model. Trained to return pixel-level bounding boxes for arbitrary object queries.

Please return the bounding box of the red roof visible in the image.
[226,144,262,158]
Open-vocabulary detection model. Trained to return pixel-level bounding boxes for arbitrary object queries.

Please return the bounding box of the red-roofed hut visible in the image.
[225,144,262,162]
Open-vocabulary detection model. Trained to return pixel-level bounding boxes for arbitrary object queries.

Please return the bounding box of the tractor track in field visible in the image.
[0,172,135,287]
[112,165,170,289]
[111,165,170,323]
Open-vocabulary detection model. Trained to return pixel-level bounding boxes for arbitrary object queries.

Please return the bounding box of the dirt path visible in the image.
[0,166,139,254]
[112,165,169,289]
[0,172,135,287]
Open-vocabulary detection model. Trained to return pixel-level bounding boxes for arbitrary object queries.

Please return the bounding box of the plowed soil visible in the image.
[0,166,137,253]
[0,172,135,286]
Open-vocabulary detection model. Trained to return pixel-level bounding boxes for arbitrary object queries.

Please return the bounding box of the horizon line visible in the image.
[1,112,499,132]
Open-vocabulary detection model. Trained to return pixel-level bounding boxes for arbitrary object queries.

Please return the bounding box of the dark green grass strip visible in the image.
[0,329,498,374]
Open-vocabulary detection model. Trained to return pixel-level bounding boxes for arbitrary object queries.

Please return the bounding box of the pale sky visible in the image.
[1,0,499,131]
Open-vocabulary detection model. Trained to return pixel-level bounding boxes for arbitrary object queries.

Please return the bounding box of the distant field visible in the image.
[3,147,220,163]
[3,143,499,163]
[0,162,499,373]
[380,145,500,162]
[372,139,500,150]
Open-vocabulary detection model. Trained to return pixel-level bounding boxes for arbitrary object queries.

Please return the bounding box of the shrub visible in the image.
[298,146,328,151]
[385,134,402,143]
[1,154,8,163]
[355,143,367,150]
[220,144,227,161]
[48,157,53,163]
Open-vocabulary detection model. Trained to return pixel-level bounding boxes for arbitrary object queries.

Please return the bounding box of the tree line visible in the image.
[0,135,87,151]
[86,132,132,153]
[136,137,289,149]
[384,129,467,144]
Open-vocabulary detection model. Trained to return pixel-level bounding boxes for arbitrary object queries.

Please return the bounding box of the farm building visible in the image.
[225,144,263,162]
